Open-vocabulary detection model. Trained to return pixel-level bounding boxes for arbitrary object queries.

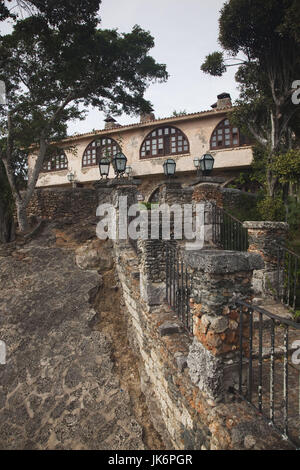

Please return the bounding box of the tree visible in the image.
[201,0,300,199]
[0,11,168,232]
[0,0,101,26]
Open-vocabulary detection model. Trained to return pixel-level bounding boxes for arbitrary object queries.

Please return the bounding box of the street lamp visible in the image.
[67,171,76,188]
[199,153,214,176]
[99,157,110,178]
[112,152,127,177]
[193,156,201,175]
[67,171,74,183]
[125,165,133,179]
[163,158,176,178]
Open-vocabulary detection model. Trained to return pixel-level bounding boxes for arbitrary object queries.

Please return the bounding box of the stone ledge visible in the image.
[243,221,289,231]
[184,250,264,274]
[158,321,181,337]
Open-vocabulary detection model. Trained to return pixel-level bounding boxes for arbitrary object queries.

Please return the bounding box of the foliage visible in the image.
[201,0,300,199]
[257,195,285,221]
[0,0,101,26]
[0,4,168,231]
[272,149,300,185]
[200,52,226,77]
[172,110,187,117]
[139,202,159,211]
[224,192,261,222]
[286,197,300,233]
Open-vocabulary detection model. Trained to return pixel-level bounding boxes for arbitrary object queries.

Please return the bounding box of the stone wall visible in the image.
[24,188,98,221]
[114,238,290,450]
[243,221,289,298]
[99,182,292,450]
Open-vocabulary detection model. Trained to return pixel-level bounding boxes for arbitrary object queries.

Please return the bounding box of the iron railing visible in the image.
[212,204,249,251]
[165,242,193,334]
[237,300,300,448]
[275,245,300,311]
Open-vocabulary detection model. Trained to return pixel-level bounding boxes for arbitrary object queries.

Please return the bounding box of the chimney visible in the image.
[104,115,120,129]
[140,111,155,123]
[215,92,232,110]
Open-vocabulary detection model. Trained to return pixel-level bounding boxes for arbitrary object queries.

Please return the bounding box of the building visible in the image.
[28,93,252,200]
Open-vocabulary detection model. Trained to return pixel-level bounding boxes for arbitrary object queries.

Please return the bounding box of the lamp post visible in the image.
[112,152,127,177]
[199,153,215,176]
[163,158,176,180]
[193,156,201,176]
[67,171,76,188]
[125,165,133,179]
[99,157,110,178]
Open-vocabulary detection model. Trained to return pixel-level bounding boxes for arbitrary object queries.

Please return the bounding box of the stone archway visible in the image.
[147,186,161,204]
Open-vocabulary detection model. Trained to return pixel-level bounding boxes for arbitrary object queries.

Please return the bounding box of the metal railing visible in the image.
[165,242,193,334]
[212,204,249,251]
[275,245,300,311]
[237,300,300,448]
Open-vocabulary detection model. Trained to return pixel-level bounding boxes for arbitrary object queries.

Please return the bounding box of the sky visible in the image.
[69,0,239,135]
[1,0,241,136]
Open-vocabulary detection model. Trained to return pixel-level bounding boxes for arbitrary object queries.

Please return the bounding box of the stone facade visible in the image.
[243,221,289,297]
[28,104,253,189]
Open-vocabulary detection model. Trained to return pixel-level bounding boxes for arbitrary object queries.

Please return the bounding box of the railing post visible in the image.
[185,249,263,402]
[243,221,289,298]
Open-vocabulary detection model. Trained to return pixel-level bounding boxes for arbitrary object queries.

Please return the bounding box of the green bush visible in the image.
[257,196,285,221]
[224,192,261,222]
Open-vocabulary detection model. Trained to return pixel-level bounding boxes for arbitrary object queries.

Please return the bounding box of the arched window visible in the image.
[140,126,189,159]
[210,119,249,150]
[42,150,68,172]
[82,137,122,167]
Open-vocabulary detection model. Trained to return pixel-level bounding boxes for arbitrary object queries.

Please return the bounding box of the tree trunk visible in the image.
[266,164,278,198]
[0,199,15,243]
[16,200,29,233]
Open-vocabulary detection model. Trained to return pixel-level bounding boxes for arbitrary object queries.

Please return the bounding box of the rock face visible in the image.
[75,239,114,272]
[0,224,144,450]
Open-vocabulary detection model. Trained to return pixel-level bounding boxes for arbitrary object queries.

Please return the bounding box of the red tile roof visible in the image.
[61,107,232,144]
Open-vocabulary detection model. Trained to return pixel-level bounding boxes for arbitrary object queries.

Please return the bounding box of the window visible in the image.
[82,137,122,167]
[42,150,68,172]
[210,119,249,150]
[140,126,189,159]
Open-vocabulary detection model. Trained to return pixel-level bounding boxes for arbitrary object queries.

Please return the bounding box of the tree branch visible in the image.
[248,122,268,146]
[1,110,22,201]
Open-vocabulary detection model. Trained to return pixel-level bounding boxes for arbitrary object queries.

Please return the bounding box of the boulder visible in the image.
[75,239,114,272]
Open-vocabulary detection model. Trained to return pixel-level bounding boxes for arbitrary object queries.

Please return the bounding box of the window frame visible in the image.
[41,150,68,172]
[82,137,122,168]
[210,119,247,150]
[140,126,190,160]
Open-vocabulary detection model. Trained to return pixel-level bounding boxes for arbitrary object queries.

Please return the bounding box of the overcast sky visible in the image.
[69,0,239,135]
[1,0,240,135]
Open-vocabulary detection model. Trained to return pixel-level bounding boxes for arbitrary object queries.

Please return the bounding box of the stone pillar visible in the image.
[191,182,223,249]
[192,181,224,207]
[184,250,263,402]
[160,181,193,206]
[93,180,114,206]
[243,221,289,298]
[138,239,166,306]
